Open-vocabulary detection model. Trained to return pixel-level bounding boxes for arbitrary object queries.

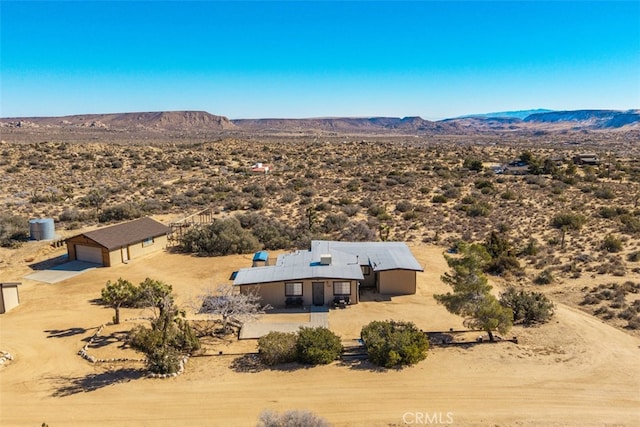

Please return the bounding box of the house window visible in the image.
[285,282,303,296]
[142,237,154,247]
[333,281,351,296]
[361,265,371,276]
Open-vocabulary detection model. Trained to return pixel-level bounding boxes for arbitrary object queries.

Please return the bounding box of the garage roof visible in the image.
[74,217,170,250]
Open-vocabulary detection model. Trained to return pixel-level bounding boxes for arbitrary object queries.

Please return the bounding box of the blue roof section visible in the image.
[233,240,423,286]
[252,251,269,262]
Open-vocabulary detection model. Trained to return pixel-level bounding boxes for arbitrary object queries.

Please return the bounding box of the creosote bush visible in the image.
[499,286,555,325]
[361,320,429,368]
[258,331,298,365]
[296,327,342,365]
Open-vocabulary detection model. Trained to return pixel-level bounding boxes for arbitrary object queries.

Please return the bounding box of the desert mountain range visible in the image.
[2,109,638,135]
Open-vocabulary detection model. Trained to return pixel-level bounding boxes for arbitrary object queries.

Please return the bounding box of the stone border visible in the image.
[0,350,13,367]
[77,322,190,379]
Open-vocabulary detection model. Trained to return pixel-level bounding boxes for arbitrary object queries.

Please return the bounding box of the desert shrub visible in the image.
[98,202,142,222]
[341,204,360,217]
[501,190,516,200]
[534,269,554,285]
[627,251,640,262]
[431,194,448,203]
[296,327,342,365]
[322,213,349,233]
[258,331,298,366]
[178,218,261,256]
[619,214,640,234]
[499,286,555,325]
[0,215,29,247]
[340,221,376,242]
[594,187,615,199]
[601,234,623,253]
[257,409,330,427]
[599,206,628,219]
[463,202,491,217]
[551,212,586,230]
[519,238,539,256]
[463,158,483,172]
[361,320,429,368]
[395,200,413,212]
[474,179,493,190]
[627,316,640,330]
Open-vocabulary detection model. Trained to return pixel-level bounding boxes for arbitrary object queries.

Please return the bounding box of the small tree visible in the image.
[101,278,138,324]
[361,320,429,368]
[129,296,200,374]
[258,331,298,365]
[198,284,269,333]
[435,243,513,341]
[137,278,173,317]
[296,327,342,365]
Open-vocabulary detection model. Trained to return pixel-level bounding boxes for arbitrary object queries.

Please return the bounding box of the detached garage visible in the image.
[66,217,170,267]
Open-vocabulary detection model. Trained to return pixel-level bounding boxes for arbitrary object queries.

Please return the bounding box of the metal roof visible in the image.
[73,217,170,251]
[233,240,422,286]
[311,240,424,272]
[252,251,269,262]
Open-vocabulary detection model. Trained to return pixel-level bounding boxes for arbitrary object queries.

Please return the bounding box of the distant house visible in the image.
[573,153,600,166]
[65,217,170,267]
[0,283,21,314]
[233,240,424,308]
[503,159,530,175]
[251,162,270,173]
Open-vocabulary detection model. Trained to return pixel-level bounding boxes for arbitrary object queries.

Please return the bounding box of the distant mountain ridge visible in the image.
[458,109,553,120]
[2,108,638,134]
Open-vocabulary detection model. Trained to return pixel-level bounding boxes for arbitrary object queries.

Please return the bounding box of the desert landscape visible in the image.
[1,111,640,426]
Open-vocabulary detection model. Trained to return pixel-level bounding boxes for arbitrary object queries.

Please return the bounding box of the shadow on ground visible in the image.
[229,354,311,373]
[50,368,145,397]
[44,328,88,339]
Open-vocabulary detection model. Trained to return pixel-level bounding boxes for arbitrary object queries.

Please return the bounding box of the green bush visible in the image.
[601,234,623,253]
[296,327,342,365]
[500,286,555,325]
[551,212,586,230]
[178,218,261,256]
[534,269,554,285]
[0,214,29,248]
[258,331,298,366]
[627,251,640,262]
[431,194,448,203]
[360,320,429,368]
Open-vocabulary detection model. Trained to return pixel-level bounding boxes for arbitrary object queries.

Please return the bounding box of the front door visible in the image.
[121,246,129,263]
[312,282,324,306]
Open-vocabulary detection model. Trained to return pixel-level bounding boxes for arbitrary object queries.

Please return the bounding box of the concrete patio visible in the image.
[239,305,329,339]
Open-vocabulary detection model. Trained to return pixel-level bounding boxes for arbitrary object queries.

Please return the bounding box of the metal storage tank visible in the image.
[29,218,56,241]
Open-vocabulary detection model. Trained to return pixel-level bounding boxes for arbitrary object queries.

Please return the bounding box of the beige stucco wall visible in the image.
[108,234,168,266]
[239,278,358,308]
[378,269,416,295]
[0,285,20,314]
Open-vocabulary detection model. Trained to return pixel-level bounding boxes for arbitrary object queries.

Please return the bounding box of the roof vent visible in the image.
[320,254,332,265]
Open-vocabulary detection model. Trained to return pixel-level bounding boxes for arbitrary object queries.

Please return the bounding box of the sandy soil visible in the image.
[1,245,639,426]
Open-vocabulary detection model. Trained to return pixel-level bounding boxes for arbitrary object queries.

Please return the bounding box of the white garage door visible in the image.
[75,245,104,265]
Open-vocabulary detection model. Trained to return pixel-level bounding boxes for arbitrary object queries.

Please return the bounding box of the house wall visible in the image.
[239,278,359,308]
[66,236,110,266]
[107,234,168,266]
[0,285,20,314]
[378,270,416,295]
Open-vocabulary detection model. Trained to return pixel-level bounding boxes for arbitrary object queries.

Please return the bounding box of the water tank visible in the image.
[29,218,56,241]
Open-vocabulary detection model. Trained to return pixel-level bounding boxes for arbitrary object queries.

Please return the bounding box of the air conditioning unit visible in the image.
[320,254,332,265]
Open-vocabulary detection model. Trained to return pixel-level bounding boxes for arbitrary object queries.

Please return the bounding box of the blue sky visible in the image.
[1,1,639,119]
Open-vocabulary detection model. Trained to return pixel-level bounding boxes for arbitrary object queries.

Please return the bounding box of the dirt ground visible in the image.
[1,243,639,426]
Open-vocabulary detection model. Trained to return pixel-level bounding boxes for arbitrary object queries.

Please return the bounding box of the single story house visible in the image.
[0,282,21,314]
[66,217,170,267]
[233,240,424,308]
[573,153,600,166]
